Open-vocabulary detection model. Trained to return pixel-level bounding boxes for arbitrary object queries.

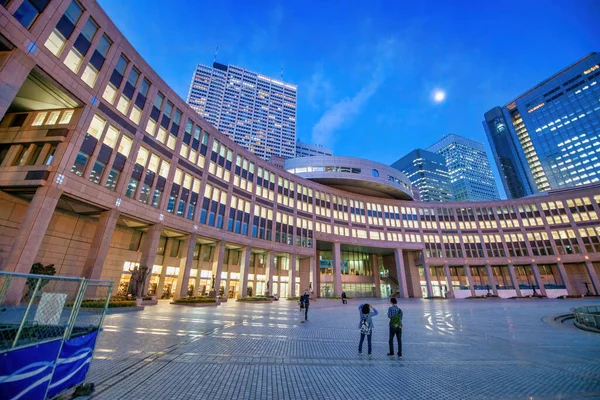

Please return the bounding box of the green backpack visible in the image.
[390,312,402,328]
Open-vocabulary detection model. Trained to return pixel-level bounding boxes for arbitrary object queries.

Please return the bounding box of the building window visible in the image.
[14,0,51,29]
[125,178,138,198]
[44,1,83,56]
[89,160,105,184]
[105,169,119,191]
[102,54,128,103]
[372,169,379,177]
[81,34,111,88]
[71,151,89,176]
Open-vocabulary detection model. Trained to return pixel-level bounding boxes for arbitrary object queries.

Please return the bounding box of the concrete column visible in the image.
[584,259,600,295]
[0,48,35,121]
[238,247,251,298]
[485,264,499,296]
[175,234,197,300]
[332,242,342,296]
[443,263,455,298]
[155,264,168,298]
[211,241,226,297]
[298,257,310,294]
[371,254,381,298]
[3,185,63,305]
[555,262,574,295]
[310,256,318,296]
[139,223,163,295]
[288,255,297,297]
[507,263,522,297]
[393,248,409,298]
[530,263,547,296]
[82,209,120,280]
[423,262,433,298]
[464,265,476,296]
[265,251,274,296]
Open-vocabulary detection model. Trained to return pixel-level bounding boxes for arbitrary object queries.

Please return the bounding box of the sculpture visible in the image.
[128,265,150,298]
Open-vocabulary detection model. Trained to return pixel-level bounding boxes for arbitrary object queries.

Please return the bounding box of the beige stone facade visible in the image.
[1,0,599,304]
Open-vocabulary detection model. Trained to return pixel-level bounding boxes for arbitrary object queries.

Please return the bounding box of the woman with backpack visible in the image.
[357,303,378,355]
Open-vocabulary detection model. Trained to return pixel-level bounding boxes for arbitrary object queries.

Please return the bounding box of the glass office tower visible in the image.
[427,134,500,202]
[391,149,454,202]
[187,62,297,161]
[484,52,600,198]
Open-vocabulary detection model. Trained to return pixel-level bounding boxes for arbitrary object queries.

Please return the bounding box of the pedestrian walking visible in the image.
[387,297,403,358]
[358,303,378,355]
[341,291,347,304]
[300,289,310,323]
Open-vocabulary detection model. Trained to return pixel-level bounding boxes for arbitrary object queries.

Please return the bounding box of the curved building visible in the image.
[0,1,599,304]
[285,156,413,200]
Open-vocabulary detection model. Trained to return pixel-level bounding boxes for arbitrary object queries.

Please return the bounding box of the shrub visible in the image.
[26,263,56,297]
[237,296,272,302]
[79,300,137,308]
[173,297,216,304]
[287,296,300,301]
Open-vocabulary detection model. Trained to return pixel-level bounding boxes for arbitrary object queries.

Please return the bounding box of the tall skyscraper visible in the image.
[484,52,600,198]
[295,140,333,157]
[391,149,454,202]
[187,62,297,160]
[427,134,500,202]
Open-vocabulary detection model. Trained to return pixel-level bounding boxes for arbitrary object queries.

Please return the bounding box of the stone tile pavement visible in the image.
[85,298,600,400]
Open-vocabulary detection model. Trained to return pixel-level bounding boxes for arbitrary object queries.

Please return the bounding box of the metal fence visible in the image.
[0,271,113,399]
[573,305,600,333]
[0,271,113,350]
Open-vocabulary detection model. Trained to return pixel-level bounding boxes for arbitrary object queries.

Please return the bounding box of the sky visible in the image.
[98,0,600,198]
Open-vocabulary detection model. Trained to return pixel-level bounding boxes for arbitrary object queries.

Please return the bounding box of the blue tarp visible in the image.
[0,339,62,400]
[47,331,98,399]
[0,330,98,400]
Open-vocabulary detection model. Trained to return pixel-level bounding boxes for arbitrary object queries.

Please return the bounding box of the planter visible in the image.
[79,306,143,313]
[170,301,219,307]
[141,299,158,305]
[236,298,273,303]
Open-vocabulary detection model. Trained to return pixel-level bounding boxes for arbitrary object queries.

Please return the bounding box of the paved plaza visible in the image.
[85,298,600,400]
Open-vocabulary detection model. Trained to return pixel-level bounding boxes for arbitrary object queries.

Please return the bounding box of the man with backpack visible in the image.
[387,297,403,357]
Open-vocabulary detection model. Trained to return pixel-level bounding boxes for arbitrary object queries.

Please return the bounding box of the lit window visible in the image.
[59,110,73,124]
[87,115,106,139]
[145,119,157,136]
[46,111,60,125]
[102,83,118,103]
[32,112,47,126]
[118,135,133,156]
[129,106,142,124]
[103,126,120,148]
[116,95,130,114]
[63,49,84,73]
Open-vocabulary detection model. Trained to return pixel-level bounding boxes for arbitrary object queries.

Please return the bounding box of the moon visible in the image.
[433,89,446,103]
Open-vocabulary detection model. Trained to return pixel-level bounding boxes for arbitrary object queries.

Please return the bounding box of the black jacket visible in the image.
[300,294,310,306]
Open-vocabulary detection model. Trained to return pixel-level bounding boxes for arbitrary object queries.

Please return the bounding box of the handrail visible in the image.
[0,271,112,284]
[572,305,600,333]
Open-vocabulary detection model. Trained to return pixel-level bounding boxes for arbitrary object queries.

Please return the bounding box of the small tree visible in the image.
[27,262,56,297]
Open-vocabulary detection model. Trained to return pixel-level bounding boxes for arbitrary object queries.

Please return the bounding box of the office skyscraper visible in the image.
[187,62,297,160]
[391,149,454,202]
[483,52,600,198]
[428,134,500,202]
[295,140,333,158]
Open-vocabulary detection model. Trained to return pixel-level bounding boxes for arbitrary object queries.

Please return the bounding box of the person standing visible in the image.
[358,303,378,355]
[341,291,347,304]
[300,289,310,323]
[387,297,403,357]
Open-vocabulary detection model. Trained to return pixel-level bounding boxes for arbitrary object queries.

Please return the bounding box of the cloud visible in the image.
[304,66,334,108]
[310,38,398,147]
